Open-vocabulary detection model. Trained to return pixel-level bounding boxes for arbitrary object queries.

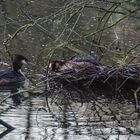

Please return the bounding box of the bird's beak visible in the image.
[26,60,35,65]
[22,59,27,64]
[21,60,34,65]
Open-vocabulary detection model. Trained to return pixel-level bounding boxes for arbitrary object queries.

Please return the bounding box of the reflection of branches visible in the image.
[97,3,121,45]
[86,16,127,38]
[86,7,140,38]
[4,24,33,44]
[39,86,140,138]
[25,98,32,140]
[3,23,33,60]
[66,1,90,40]
[16,0,56,40]
[85,5,125,15]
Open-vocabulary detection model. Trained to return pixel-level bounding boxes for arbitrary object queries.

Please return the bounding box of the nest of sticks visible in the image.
[47,65,140,100]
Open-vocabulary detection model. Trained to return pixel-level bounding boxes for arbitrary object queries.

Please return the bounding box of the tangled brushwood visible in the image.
[47,63,140,103]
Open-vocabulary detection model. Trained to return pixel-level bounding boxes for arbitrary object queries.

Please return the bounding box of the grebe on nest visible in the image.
[50,56,105,74]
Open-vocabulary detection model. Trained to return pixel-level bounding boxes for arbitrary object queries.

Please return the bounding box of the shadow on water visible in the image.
[0,86,140,140]
[0,119,15,139]
[0,65,140,140]
[25,94,32,140]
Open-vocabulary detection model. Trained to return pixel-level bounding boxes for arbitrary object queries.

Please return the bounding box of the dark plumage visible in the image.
[50,56,106,73]
[0,54,30,88]
[71,56,101,66]
[124,67,140,77]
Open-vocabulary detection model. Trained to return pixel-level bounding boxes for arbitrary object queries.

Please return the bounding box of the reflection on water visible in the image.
[0,0,140,139]
[0,93,140,140]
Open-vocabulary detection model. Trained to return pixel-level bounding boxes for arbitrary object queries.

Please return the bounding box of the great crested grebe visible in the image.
[50,56,105,73]
[0,54,30,88]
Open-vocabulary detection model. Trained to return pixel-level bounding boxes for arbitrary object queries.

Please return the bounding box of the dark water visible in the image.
[0,91,140,140]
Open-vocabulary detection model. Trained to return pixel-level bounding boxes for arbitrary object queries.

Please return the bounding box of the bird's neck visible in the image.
[13,61,23,72]
[13,68,21,73]
[13,68,25,77]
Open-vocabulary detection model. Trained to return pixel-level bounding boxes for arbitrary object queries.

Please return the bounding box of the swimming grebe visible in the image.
[0,54,30,87]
